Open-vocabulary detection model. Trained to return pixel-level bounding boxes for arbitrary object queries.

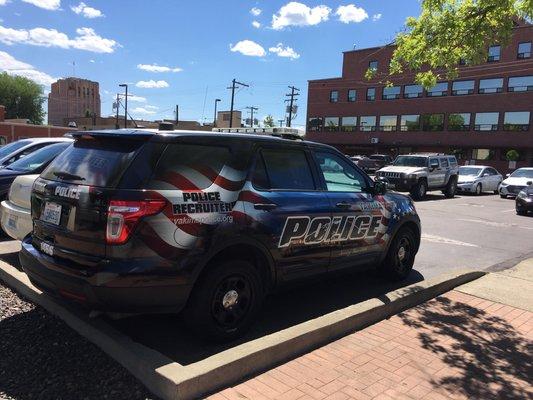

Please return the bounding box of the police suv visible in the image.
[20,129,421,340]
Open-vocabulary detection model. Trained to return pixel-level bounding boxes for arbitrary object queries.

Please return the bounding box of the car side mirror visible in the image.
[506,173,511,177]
[527,181,533,186]
[373,177,388,195]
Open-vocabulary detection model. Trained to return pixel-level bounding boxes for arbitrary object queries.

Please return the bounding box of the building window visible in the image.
[308,117,323,132]
[400,115,420,131]
[379,115,397,131]
[369,60,378,71]
[478,78,503,94]
[422,114,444,131]
[472,149,495,160]
[382,86,400,100]
[324,117,340,132]
[503,111,530,132]
[427,82,448,97]
[341,117,357,132]
[360,116,377,132]
[474,112,499,131]
[329,90,339,103]
[452,80,475,95]
[347,89,356,102]
[404,84,423,98]
[518,42,531,59]
[508,76,533,92]
[488,45,501,62]
[448,113,471,131]
[366,88,376,101]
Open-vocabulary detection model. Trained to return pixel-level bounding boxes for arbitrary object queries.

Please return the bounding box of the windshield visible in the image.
[510,169,533,178]
[0,140,31,160]
[369,155,384,160]
[8,142,71,172]
[393,156,427,167]
[459,167,482,176]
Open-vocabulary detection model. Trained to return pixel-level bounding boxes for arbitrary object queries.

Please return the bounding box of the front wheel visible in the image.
[475,183,482,196]
[500,194,507,199]
[410,180,427,201]
[183,260,264,342]
[516,207,527,216]
[379,227,417,281]
[444,176,457,198]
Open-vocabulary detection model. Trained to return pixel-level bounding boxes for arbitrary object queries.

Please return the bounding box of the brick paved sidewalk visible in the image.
[209,291,532,400]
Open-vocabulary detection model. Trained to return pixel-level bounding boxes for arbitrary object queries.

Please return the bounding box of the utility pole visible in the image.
[119,83,128,128]
[246,106,258,127]
[213,99,221,127]
[285,86,300,127]
[227,79,249,129]
[175,105,179,126]
[278,119,284,127]
[115,94,120,129]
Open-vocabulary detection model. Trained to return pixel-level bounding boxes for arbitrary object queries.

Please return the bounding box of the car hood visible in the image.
[457,175,479,183]
[378,166,426,174]
[502,177,533,186]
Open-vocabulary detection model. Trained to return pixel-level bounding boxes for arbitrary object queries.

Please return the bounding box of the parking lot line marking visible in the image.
[421,234,479,247]
[457,218,533,230]
[501,209,516,213]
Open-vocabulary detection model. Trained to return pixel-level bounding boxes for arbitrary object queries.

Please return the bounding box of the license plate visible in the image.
[7,215,17,229]
[42,202,62,225]
[40,241,54,256]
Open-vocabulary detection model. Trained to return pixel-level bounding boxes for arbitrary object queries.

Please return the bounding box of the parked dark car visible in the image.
[20,129,421,340]
[0,141,72,200]
[516,186,533,215]
[368,154,393,169]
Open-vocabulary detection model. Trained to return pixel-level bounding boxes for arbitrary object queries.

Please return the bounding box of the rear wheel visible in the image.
[500,194,507,199]
[475,183,482,196]
[379,227,417,281]
[444,176,457,198]
[183,260,264,342]
[410,179,427,201]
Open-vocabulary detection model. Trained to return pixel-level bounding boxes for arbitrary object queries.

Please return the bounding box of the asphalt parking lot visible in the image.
[0,192,532,399]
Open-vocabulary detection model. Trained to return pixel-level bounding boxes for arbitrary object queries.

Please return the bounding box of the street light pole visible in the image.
[119,83,128,128]
[213,98,221,127]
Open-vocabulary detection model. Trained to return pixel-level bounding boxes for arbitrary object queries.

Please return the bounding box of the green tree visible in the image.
[366,0,533,88]
[0,72,45,124]
[505,149,520,161]
[263,114,275,127]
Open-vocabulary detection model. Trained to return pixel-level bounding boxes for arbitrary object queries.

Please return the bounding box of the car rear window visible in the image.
[41,137,144,187]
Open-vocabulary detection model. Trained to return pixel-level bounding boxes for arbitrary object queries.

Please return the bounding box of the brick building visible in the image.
[48,77,101,126]
[216,111,243,128]
[0,105,75,143]
[306,21,533,172]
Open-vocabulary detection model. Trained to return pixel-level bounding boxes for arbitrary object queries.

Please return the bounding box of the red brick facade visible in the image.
[306,23,533,172]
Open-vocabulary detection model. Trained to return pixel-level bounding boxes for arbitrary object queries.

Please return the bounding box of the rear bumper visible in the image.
[20,237,192,313]
[1,200,32,241]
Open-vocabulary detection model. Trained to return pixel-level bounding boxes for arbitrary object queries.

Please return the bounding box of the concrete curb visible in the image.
[0,260,485,400]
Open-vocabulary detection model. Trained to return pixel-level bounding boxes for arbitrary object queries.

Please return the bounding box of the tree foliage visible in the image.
[369,0,533,88]
[0,72,46,124]
[263,114,275,127]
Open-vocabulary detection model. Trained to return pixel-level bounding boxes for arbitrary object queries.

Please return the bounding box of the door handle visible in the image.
[335,202,351,209]
[254,203,277,210]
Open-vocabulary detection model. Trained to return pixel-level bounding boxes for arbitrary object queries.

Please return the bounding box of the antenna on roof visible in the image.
[353,44,357,50]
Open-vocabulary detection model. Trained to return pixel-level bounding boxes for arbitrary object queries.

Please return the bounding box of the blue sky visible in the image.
[0,0,421,128]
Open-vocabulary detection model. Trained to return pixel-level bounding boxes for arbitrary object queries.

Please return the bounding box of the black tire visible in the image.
[183,260,264,342]
[475,183,482,196]
[493,190,499,195]
[516,207,527,216]
[444,176,457,198]
[379,227,417,281]
[410,179,427,201]
[500,194,507,199]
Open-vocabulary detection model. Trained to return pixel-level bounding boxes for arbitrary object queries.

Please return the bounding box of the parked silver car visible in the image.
[457,165,502,195]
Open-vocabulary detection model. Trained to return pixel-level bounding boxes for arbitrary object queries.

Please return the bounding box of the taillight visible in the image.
[106,199,167,244]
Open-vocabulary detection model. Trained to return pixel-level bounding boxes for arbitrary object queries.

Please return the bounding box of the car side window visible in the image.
[315,151,366,192]
[256,148,316,191]
[440,158,449,168]
[429,157,439,167]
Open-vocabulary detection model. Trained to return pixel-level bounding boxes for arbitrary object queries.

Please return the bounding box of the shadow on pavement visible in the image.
[398,296,531,399]
[415,194,463,202]
[0,250,22,272]
[108,268,424,365]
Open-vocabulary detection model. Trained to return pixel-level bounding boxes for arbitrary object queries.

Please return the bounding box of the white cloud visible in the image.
[269,43,300,59]
[252,20,261,28]
[21,0,60,10]
[250,7,262,16]
[117,94,146,102]
[131,106,157,116]
[372,13,382,21]
[271,2,331,30]
[0,24,118,53]
[0,0,8,6]
[229,40,265,57]
[71,2,104,18]
[0,50,57,86]
[137,63,182,73]
[336,4,368,24]
[89,59,95,63]
[135,80,169,89]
